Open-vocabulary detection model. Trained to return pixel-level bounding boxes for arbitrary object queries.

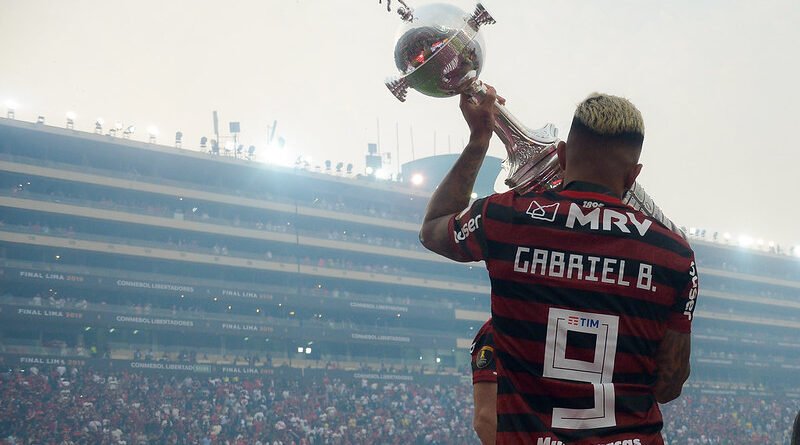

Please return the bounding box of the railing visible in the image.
[0,152,424,223]
[0,223,488,286]
[0,258,468,312]
[0,295,456,341]
[0,188,429,255]
[106,342,460,375]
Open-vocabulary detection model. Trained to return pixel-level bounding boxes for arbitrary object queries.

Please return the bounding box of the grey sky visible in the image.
[1,0,799,249]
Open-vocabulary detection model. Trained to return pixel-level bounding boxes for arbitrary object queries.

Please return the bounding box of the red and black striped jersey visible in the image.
[471,318,497,385]
[448,182,698,445]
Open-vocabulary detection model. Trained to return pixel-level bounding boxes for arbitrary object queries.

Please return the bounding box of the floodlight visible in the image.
[304,347,312,354]
[365,166,374,175]
[248,145,255,157]
[95,119,104,134]
[200,136,208,149]
[738,235,753,248]
[36,115,45,124]
[346,163,354,174]
[325,160,332,170]
[65,111,76,129]
[297,347,304,353]
[335,162,344,172]
[375,168,391,180]
[175,131,183,148]
[470,192,478,199]
[410,173,424,186]
[123,125,135,139]
[5,100,16,119]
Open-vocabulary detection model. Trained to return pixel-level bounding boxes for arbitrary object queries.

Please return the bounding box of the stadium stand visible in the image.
[1,116,799,444]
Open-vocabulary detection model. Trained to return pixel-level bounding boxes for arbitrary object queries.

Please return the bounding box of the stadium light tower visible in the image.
[66,111,76,129]
[110,122,123,137]
[147,126,158,143]
[5,100,16,119]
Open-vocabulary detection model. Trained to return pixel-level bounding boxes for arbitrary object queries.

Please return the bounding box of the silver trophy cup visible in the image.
[384,2,685,237]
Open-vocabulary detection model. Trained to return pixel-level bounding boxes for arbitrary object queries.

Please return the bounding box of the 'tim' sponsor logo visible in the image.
[568,316,600,328]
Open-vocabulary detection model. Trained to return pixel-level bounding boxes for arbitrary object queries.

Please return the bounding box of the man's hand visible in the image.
[460,85,504,143]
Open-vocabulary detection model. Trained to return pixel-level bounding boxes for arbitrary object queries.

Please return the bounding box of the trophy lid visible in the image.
[388,3,491,100]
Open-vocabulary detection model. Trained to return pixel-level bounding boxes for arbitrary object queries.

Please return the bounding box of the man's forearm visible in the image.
[423,134,491,223]
[654,330,691,404]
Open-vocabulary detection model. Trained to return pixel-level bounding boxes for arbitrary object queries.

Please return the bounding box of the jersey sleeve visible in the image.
[470,323,497,384]
[667,253,699,333]
[447,196,490,262]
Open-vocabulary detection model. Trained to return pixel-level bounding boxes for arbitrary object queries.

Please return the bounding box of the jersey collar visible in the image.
[561,181,623,203]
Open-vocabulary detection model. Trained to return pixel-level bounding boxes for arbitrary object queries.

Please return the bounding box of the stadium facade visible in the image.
[0,116,799,398]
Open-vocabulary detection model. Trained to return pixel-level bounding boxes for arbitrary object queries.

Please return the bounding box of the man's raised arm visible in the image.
[419,87,501,261]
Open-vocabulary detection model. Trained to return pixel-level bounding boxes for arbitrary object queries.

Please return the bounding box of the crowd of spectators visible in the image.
[0,367,474,445]
[661,387,800,444]
[2,367,799,445]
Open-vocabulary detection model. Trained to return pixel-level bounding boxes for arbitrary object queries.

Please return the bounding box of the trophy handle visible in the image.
[463,75,562,193]
[622,183,687,239]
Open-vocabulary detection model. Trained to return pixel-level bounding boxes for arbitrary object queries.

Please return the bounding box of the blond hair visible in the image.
[573,93,645,138]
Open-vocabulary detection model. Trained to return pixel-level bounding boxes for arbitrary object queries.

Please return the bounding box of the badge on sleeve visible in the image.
[476,345,494,369]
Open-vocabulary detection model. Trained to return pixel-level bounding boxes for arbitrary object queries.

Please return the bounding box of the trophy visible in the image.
[383,2,685,238]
